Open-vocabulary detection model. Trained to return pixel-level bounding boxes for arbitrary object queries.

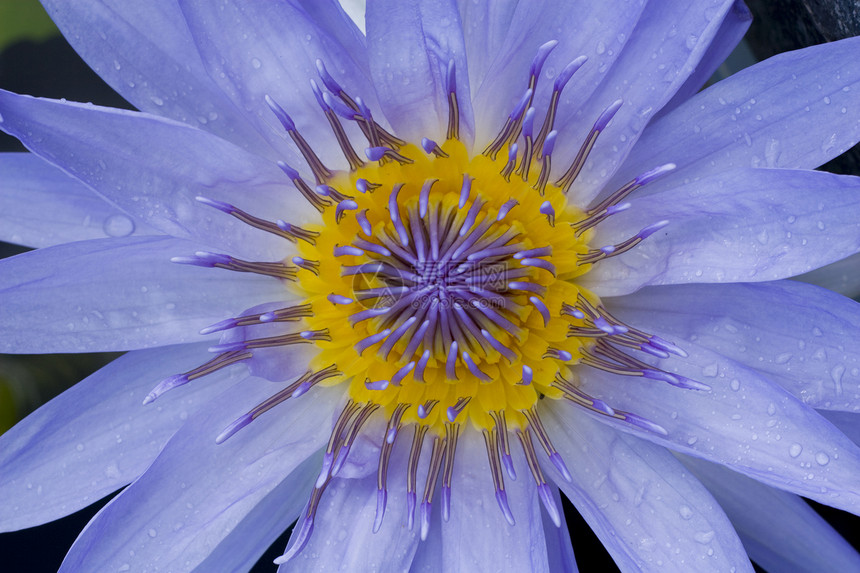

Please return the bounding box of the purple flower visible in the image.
[2,1,860,571]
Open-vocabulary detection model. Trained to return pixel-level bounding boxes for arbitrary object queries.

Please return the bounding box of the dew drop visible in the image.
[701,363,718,377]
[75,443,85,452]
[730,379,740,391]
[789,443,803,458]
[679,505,693,520]
[251,57,262,69]
[693,531,715,544]
[103,214,136,238]
[775,352,792,364]
[815,452,830,466]
[148,528,157,538]
[104,463,121,480]
[831,365,845,396]
[149,95,164,106]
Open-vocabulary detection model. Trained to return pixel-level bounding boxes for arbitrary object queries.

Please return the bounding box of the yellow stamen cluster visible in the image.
[295,140,599,433]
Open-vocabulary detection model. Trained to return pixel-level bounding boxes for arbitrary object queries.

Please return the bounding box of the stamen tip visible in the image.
[407,492,417,530]
[595,99,623,131]
[215,413,253,444]
[420,501,432,540]
[273,515,314,564]
[538,483,562,528]
[554,55,587,91]
[365,146,388,161]
[550,452,572,482]
[276,160,300,180]
[639,219,670,239]
[502,453,517,481]
[373,488,387,533]
[194,195,233,212]
[495,490,516,526]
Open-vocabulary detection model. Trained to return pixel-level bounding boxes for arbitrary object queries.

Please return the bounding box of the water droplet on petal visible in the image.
[694,530,715,544]
[789,443,803,458]
[103,214,136,238]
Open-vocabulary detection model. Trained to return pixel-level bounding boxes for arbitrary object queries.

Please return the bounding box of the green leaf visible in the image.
[0,0,59,51]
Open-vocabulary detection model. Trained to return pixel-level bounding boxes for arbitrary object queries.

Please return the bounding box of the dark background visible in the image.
[1,1,859,571]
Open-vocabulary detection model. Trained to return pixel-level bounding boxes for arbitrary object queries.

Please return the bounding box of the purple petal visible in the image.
[404,475,444,572]
[584,168,860,296]
[657,0,753,118]
[682,455,860,573]
[276,439,420,572]
[178,0,374,167]
[612,35,860,196]
[197,456,318,572]
[0,342,243,532]
[456,0,519,101]
[541,486,579,572]
[607,281,860,411]
[58,382,341,573]
[823,410,860,447]
[0,153,156,248]
[542,402,753,572]
[556,0,739,202]
[41,0,272,154]
[366,0,475,144]
[441,431,550,572]
[0,236,288,353]
[470,0,647,144]
[214,301,321,383]
[0,90,314,260]
[571,334,860,515]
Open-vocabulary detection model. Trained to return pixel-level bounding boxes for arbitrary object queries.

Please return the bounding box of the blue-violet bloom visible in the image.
[2,1,860,572]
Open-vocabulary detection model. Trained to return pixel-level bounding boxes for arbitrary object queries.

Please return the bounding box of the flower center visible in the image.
[147,41,700,561]
[297,140,592,436]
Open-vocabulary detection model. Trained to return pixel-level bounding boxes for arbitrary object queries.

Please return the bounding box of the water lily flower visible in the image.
[3,1,860,571]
